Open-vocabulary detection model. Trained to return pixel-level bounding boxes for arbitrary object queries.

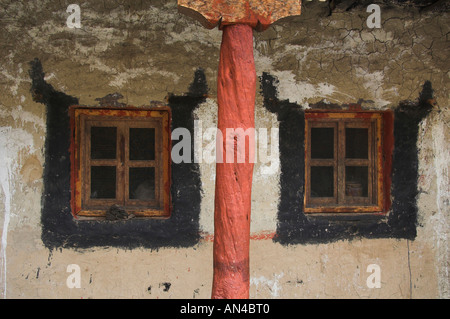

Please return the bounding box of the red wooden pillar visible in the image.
[177,0,302,300]
[212,24,255,299]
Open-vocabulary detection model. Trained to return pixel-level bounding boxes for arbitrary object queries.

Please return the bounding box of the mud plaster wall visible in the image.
[0,0,448,298]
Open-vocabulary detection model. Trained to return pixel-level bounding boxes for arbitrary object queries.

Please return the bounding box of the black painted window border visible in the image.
[260,72,433,244]
[31,59,206,250]
[30,56,434,248]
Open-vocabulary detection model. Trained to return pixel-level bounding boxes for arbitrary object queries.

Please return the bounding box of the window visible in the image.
[70,106,171,219]
[304,111,388,213]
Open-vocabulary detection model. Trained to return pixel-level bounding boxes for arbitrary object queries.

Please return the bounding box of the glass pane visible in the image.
[91,166,116,199]
[129,128,155,160]
[345,166,368,197]
[129,167,155,200]
[91,127,117,159]
[311,166,334,197]
[346,128,368,159]
[311,127,334,159]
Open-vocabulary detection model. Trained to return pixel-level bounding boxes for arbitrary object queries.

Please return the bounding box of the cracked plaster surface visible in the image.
[253,2,449,108]
[0,1,447,107]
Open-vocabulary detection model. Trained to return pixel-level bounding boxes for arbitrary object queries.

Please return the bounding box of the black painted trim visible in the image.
[32,58,206,250]
[260,72,433,244]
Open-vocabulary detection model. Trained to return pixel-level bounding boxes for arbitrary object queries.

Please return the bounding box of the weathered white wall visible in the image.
[0,0,448,298]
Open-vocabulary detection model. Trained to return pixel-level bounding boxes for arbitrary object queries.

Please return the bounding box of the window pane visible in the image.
[311,128,334,159]
[129,167,155,200]
[346,128,368,159]
[130,128,155,160]
[91,166,116,199]
[91,127,117,159]
[311,166,334,197]
[345,166,368,197]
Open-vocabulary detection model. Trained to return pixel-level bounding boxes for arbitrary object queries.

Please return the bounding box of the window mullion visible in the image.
[117,124,127,205]
[305,120,312,207]
[368,121,374,204]
[82,116,89,208]
[337,121,345,205]
[155,121,162,206]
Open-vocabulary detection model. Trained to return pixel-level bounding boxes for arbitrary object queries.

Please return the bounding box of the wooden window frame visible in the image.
[304,111,385,214]
[70,106,171,219]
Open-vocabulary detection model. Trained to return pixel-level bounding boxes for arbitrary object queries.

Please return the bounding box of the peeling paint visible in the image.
[0,105,45,132]
[251,272,284,298]
[417,106,450,298]
[430,111,450,298]
[0,127,35,298]
[271,71,338,106]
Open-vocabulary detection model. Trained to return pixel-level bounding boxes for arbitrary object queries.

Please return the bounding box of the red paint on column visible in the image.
[211,24,255,299]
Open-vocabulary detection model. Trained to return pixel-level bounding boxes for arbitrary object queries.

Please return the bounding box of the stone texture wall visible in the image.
[0,0,448,298]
